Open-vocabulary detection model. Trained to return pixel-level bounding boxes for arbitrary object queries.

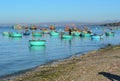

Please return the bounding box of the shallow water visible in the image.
[0,26,120,76]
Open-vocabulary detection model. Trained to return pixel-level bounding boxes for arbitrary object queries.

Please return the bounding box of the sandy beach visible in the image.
[1,44,120,81]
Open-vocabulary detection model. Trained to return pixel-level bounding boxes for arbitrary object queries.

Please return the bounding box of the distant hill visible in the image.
[100,22,120,26]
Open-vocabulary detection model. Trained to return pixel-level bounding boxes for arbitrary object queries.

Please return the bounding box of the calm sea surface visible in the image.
[0,26,120,76]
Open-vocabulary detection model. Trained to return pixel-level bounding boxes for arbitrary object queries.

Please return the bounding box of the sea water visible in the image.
[0,26,120,77]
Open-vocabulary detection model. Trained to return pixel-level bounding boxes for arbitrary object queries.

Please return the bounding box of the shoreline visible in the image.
[0,46,92,79]
[1,44,120,81]
[0,51,86,80]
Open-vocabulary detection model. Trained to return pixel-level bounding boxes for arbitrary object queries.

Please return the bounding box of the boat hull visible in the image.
[10,32,22,37]
[2,32,10,36]
[32,32,42,37]
[73,32,81,36]
[50,31,59,36]
[62,35,73,39]
[81,33,91,37]
[91,35,101,39]
[105,32,114,36]
[23,32,30,35]
[29,40,45,46]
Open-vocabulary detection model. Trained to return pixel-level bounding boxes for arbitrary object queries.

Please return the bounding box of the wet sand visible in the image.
[1,44,120,81]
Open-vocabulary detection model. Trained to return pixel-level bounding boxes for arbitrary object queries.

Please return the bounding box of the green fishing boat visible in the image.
[2,32,10,36]
[29,40,45,46]
[81,33,91,37]
[50,31,59,36]
[62,35,73,39]
[73,31,81,36]
[32,32,42,37]
[10,32,22,37]
[105,32,114,36]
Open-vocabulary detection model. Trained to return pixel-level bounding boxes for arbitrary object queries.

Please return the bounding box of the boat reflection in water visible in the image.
[91,37,104,42]
[29,45,46,51]
[91,38,102,41]
[61,38,72,47]
[11,37,22,41]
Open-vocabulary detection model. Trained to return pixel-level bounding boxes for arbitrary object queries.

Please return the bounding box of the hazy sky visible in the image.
[0,0,120,23]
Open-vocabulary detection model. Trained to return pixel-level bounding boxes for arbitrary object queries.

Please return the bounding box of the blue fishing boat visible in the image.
[91,34,103,39]
[23,31,30,35]
[23,32,30,35]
